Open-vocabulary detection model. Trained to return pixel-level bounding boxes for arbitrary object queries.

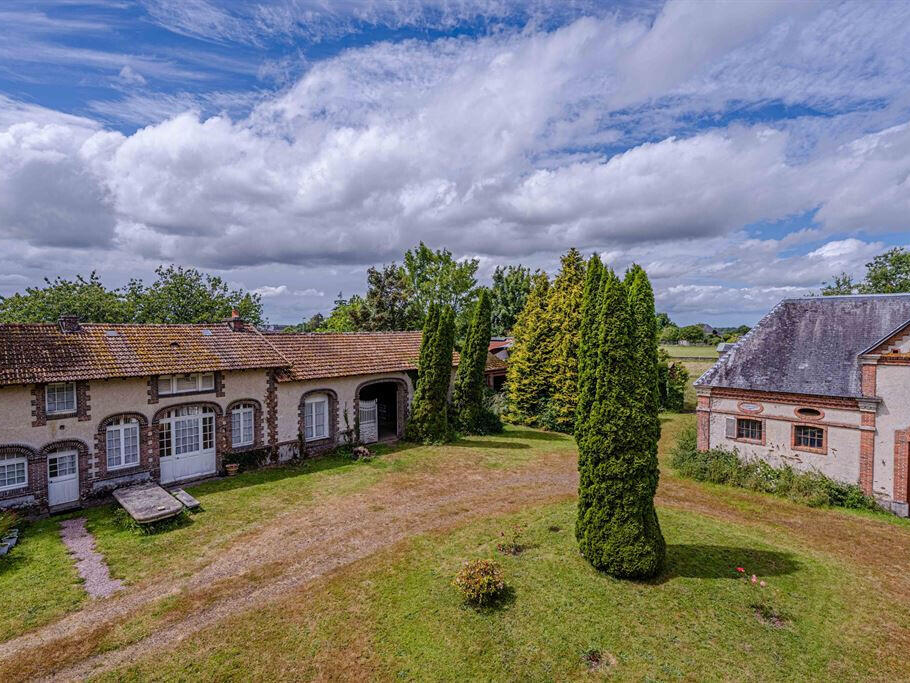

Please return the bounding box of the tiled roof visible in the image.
[695,294,910,398]
[0,323,288,386]
[266,331,505,382]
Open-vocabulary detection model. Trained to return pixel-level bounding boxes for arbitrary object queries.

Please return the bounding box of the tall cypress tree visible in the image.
[575,254,603,439]
[432,305,457,439]
[406,305,449,442]
[575,267,665,578]
[545,248,586,432]
[626,265,662,444]
[504,272,552,425]
[452,289,496,434]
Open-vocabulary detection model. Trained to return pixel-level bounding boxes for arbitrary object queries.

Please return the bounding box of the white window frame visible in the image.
[45,382,77,415]
[231,403,255,448]
[304,396,329,442]
[106,418,141,471]
[0,453,27,491]
[158,406,216,458]
[158,372,216,396]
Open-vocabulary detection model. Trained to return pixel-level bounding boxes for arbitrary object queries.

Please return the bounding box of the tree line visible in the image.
[0,267,264,326]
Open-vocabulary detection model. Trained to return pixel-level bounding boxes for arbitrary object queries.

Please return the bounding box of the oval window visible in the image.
[740,402,761,412]
[796,407,821,418]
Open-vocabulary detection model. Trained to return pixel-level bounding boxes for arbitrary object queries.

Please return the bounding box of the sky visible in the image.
[1,1,909,326]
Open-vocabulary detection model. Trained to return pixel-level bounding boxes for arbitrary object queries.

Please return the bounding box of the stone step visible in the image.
[170,488,201,510]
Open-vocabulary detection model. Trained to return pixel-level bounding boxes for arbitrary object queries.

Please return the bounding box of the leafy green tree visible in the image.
[490,264,532,336]
[0,272,130,323]
[575,267,665,579]
[0,266,264,325]
[129,265,264,325]
[504,272,553,425]
[452,289,500,434]
[348,263,419,331]
[678,324,706,344]
[823,247,910,295]
[317,293,365,332]
[283,313,325,333]
[655,312,673,329]
[544,248,586,432]
[659,324,681,344]
[405,305,455,443]
[404,242,478,326]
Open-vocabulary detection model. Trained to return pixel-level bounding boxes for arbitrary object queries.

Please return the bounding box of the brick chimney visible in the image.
[228,308,243,332]
[58,314,81,333]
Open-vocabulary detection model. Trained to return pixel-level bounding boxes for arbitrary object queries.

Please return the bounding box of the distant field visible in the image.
[678,360,715,410]
[661,345,719,359]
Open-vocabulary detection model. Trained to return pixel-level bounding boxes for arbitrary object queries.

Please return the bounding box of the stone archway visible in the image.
[356,378,408,442]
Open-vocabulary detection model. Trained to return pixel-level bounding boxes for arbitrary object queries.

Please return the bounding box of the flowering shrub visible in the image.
[454,559,506,605]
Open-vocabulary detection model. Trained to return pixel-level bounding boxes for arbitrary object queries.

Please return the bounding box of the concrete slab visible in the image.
[113,482,183,523]
[170,488,200,509]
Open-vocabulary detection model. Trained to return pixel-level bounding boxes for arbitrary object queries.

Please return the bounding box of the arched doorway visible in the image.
[357,379,406,443]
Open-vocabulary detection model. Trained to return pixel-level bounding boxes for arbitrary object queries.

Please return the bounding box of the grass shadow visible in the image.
[452,439,530,450]
[652,544,801,585]
[463,585,517,614]
[493,429,570,442]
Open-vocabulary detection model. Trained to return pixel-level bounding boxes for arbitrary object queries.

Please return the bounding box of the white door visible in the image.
[359,399,378,444]
[48,451,79,507]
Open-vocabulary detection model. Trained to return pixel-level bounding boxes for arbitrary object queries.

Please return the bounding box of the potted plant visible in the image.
[225,462,240,476]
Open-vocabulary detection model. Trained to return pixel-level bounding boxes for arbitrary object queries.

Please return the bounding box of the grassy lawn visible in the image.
[4,415,910,681]
[0,517,85,641]
[98,488,884,681]
[661,344,719,359]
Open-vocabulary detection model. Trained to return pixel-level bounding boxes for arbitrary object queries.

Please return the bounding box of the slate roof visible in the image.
[0,322,288,386]
[695,294,910,398]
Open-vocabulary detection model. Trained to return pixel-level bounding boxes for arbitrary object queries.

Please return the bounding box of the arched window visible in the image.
[0,452,27,491]
[231,403,255,448]
[158,406,216,458]
[106,417,140,470]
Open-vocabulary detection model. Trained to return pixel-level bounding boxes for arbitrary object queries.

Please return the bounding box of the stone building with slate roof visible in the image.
[0,314,501,512]
[695,294,910,516]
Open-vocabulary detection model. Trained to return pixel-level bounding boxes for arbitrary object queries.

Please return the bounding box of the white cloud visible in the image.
[117,65,147,85]
[2,5,910,323]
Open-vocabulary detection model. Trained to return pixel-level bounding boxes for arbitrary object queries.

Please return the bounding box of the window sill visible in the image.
[230,442,256,451]
[158,389,216,398]
[107,462,141,472]
[45,411,78,421]
[733,437,764,445]
[0,483,28,493]
[792,445,827,455]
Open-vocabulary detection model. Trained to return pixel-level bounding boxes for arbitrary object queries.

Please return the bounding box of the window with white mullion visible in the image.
[158,406,216,457]
[305,397,328,441]
[0,454,27,490]
[106,419,140,470]
[158,372,216,396]
[45,382,77,415]
[231,404,255,447]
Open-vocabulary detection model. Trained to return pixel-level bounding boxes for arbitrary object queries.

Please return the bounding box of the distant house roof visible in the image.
[696,294,910,398]
[0,322,287,386]
[489,337,513,352]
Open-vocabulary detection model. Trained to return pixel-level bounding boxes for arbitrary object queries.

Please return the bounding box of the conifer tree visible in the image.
[626,265,662,443]
[544,248,586,432]
[452,289,498,434]
[575,267,665,579]
[504,272,552,424]
[574,255,604,439]
[406,305,451,442]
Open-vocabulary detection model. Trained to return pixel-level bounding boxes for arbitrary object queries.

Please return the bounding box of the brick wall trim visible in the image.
[894,427,909,504]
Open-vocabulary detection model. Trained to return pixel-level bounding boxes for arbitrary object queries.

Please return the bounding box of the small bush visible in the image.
[453,559,506,605]
[223,447,270,473]
[671,424,882,513]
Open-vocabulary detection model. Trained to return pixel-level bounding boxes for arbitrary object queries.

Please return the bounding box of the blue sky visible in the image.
[1,1,909,325]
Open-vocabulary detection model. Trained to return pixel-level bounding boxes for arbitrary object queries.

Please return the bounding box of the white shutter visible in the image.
[725,417,736,439]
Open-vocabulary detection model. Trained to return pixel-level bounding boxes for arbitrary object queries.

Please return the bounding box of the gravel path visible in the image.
[58,518,123,599]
